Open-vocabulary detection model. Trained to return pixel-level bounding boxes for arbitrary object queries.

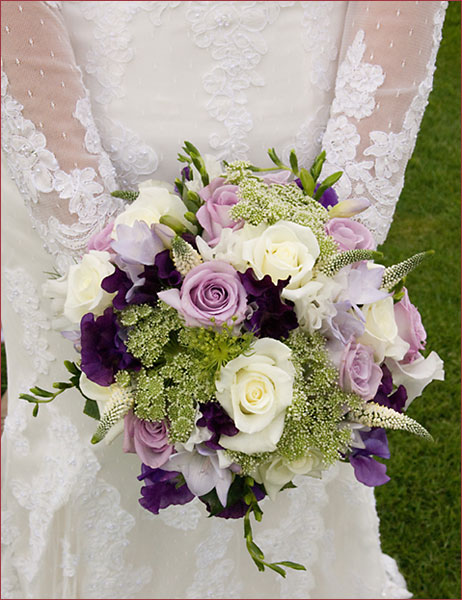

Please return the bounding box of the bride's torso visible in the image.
[61,1,348,187]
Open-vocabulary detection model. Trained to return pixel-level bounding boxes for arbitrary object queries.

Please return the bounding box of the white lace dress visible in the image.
[1,2,447,598]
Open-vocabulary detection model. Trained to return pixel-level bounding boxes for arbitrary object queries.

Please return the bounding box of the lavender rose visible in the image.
[339,338,382,400]
[325,218,376,251]
[394,288,426,363]
[196,178,243,246]
[123,411,174,469]
[158,261,247,328]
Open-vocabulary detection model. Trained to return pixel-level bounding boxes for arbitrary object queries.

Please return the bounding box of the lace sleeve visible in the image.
[321,1,447,244]
[1,1,123,273]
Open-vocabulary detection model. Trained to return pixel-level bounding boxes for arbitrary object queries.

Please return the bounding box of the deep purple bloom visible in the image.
[199,480,266,519]
[349,428,390,487]
[239,269,298,339]
[182,166,192,181]
[80,307,140,386]
[295,180,339,209]
[138,465,195,514]
[373,364,407,413]
[197,402,239,450]
[101,250,181,309]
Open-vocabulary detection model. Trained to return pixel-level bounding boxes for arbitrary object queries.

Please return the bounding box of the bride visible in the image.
[1,2,447,598]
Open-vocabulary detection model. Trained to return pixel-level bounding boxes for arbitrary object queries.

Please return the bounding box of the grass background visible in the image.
[375,3,461,599]
[1,3,460,599]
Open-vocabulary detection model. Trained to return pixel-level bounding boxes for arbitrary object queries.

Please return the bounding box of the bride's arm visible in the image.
[321,1,447,245]
[1,1,122,273]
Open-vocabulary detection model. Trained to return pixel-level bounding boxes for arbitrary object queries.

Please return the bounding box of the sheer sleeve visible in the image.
[1,1,123,273]
[321,1,447,244]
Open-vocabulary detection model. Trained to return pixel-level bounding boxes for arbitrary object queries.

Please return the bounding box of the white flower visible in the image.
[241,221,320,288]
[112,180,190,237]
[79,374,124,444]
[358,297,409,363]
[196,227,247,271]
[63,250,115,324]
[216,338,295,454]
[386,352,444,409]
[255,452,323,500]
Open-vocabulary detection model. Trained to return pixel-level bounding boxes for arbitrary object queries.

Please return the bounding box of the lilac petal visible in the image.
[350,454,390,487]
[359,428,390,459]
[345,263,388,305]
[112,221,164,266]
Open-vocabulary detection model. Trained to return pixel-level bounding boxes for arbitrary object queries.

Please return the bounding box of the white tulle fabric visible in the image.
[1,2,446,598]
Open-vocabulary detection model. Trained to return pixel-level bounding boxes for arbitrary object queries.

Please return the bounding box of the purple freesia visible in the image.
[197,402,239,450]
[111,221,165,266]
[158,261,247,328]
[102,250,181,309]
[87,220,115,252]
[261,171,291,185]
[239,269,298,339]
[349,428,390,487]
[344,262,389,305]
[373,364,407,413]
[123,412,174,468]
[327,301,365,345]
[80,307,140,386]
[138,465,195,514]
[295,180,339,209]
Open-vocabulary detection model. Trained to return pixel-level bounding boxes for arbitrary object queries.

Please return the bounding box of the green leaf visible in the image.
[159,215,187,234]
[83,398,101,421]
[177,153,190,163]
[30,386,54,398]
[174,178,184,196]
[184,141,200,155]
[247,541,265,560]
[64,361,80,376]
[314,171,342,200]
[32,404,39,417]
[268,147,284,168]
[299,168,315,196]
[267,563,287,578]
[52,381,73,390]
[184,212,199,226]
[289,149,299,175]
[19,393,40,403]
[310,150,326,181]
[280,480,297,491]
[244,515,252,540]
[277,561,307,571]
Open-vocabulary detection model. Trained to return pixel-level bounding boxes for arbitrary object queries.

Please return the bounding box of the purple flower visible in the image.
[325,218,376,251]
[199,477,266,519]
[349,429,390,487]
[295,180,339,208]
[111,221,165,266]
[344,262,389,306]
[123,412,174,468]
[196,178,243,246]
[373,364,407,413]
[158,261,247,328]
[327,301,365,345]
[197,402,239,450]
[239,268,298,339]
[102,250,181,309]
[261,171,291,185]
[339,338,383,400]
[138,465,195,514]
[394,288,426,363]
[80,307,140,386]
[87,220,115,252]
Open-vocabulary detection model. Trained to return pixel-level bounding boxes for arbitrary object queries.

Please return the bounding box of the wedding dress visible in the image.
[1,2,447,598]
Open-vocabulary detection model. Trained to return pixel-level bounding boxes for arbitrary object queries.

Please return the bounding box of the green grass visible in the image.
[375,3,461,599]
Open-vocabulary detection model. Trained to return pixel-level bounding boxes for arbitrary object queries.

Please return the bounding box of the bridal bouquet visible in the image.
[22,143,444,576]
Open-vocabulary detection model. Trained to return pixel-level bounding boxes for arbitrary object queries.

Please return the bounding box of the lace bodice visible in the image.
[1,2,446,599]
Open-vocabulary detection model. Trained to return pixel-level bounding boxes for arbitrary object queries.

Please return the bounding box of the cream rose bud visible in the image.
[63,250,115,324]
[216,338,295,454]
[241,221,320,288]
[358,296,410,363]
[112,180,190,238]
[256,452,323,500]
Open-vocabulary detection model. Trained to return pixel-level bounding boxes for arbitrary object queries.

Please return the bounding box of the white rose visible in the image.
[79,374,124,444]
[255,452,323,500]
[241,221,320,289]
[112,180,190,238]
[63,250,115,324]
[358,297,409,363]
[386,351,444,408]
[216,338,295,454]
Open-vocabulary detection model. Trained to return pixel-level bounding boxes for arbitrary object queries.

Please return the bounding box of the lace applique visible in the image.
[300,1,340,92]
[186,1,294,160]
[1,72,122,273]
[332,30,385,120]
[60,538,79,578]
